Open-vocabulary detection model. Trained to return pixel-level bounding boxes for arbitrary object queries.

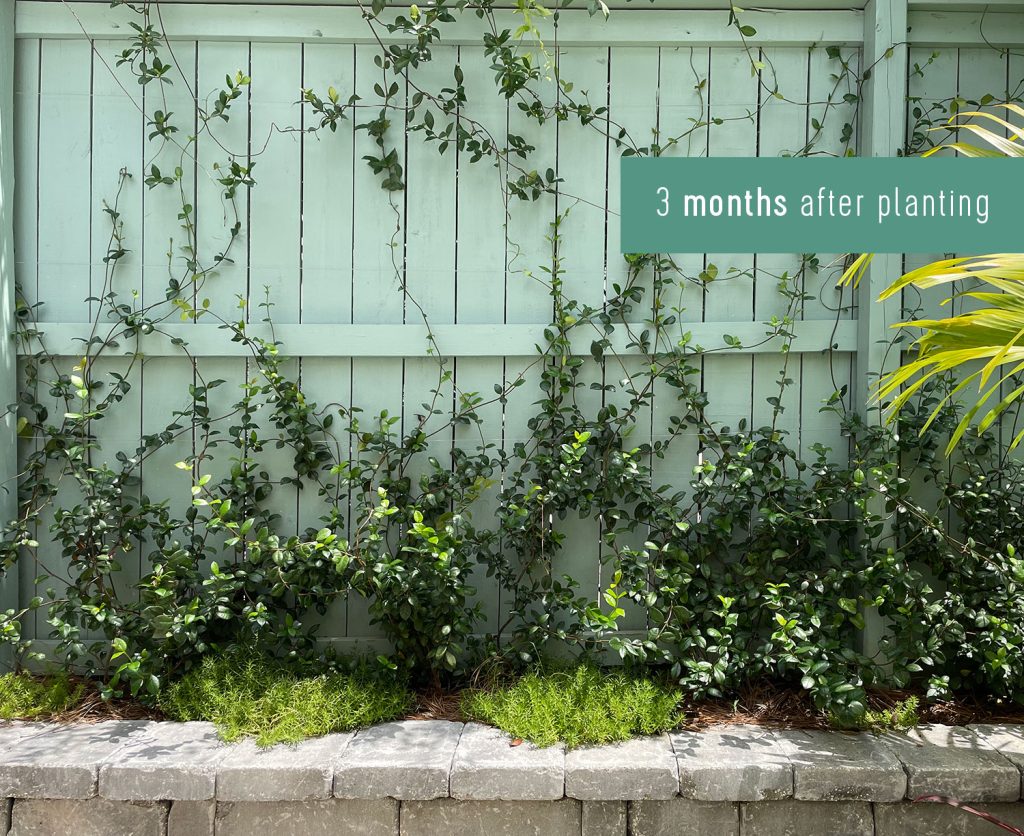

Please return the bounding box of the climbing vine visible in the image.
[2,0,1023,720]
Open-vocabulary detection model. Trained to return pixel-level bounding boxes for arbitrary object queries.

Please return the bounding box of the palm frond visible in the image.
[837,103,1024,453]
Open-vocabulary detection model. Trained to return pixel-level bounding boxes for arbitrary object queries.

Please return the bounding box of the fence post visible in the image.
[858,0,908,660]
[858,0,908,403]
[0,0,17,666]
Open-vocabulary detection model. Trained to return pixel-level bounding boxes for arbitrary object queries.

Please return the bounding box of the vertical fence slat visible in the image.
[1,0,17,660]
[556,44,613,619]
[651,45,707,502]
[249,41,303,537]
[453,43,508,635]
[602,45,655,632]
[12,36,38,642]
[702,47,758,435]
[801,43,859,463]
[345,42,406,643]
[298,41,356,642]
[752,48,806,440]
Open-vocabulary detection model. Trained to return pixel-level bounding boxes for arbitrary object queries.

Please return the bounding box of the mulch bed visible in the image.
[19,676,1024,731]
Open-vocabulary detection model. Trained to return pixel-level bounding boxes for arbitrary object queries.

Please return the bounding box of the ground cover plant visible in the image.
[159,649,412,746]
[1,0,1023,742]
[0,672,84,720]
[462,665,683,747]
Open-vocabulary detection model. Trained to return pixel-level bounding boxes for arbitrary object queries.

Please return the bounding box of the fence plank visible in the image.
[453,43,508,635]
[752,48,806,439]
[344,42,406,642]
[193,40,250,572]
[297,41,356,642]
[800,43,860,464]
[0,0,17,657]
[650,45,708,504]
[703,47,758,437]
[88,39,146,609]
[249,41,303,538]
[12,36,39,640]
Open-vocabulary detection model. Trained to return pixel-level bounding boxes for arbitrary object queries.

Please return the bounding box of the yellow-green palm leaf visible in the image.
[839,105,1024,454]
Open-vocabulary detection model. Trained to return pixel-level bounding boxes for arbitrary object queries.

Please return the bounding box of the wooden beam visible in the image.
[858,0,909,663]
[15,2,865,46]
[907,10,1024,47]
[18,320,858,358]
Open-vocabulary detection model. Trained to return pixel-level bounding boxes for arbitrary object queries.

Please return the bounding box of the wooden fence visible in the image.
[0,0,1022,649]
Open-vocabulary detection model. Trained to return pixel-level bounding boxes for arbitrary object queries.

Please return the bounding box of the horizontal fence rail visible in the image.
[16,3,866,45]
[20,321,859,357]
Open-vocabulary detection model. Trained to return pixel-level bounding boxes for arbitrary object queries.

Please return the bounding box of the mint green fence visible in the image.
[1,0,1022,651]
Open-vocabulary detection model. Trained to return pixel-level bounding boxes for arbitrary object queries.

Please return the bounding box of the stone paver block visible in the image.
[0,721,146,799]
[450,723,563,800]
[217,799,399,836]
[565,735,678,800]
[1,798,10,834]
[334,720,463,800]
[9,798,166,836]
[167,800,215,836]
[882,725,1020,801]
[775,729,906,801]
[971,724,1024,796]
[875,801,1024,835]
[99,721,228,801]
[740,800,873,836]
[671,725,792,801]
[582,801,626,836]
[217,734,351,801]
[0,723,43,749]
[400,799,581,836]
[629,799,739,836]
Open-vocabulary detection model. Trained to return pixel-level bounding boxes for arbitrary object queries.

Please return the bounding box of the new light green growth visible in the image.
[160,650,411,747]
[0,673,85,719]
[831,696,920,732]
[462,665,683,748]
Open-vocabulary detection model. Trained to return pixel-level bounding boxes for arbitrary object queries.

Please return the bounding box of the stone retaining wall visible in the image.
[1,720,1023,834]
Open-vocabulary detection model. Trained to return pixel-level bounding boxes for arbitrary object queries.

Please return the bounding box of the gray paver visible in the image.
[450,722,564,800]
[629,799,739,836]
[670,725,792,801]
[775,729,906,801]
[217,799,399,836]
[400,799,581,836]
[9,798,166,836]
[334,720,463,800]
[882,725,1020,801]
[167,800,215,836]
[582,801,627,836]
[98,721,228,801]
[217,734,351,801]
[970,724,1024,797]
[875,801,1024,835]
[739,800,873,836]
[0,721,146,799]
[565,735,678,800]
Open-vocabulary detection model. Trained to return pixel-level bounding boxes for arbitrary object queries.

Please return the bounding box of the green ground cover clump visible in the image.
[462,665,683,748]
[159,650,412,747]
[833,696,920,732]
[0,672,85,720]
